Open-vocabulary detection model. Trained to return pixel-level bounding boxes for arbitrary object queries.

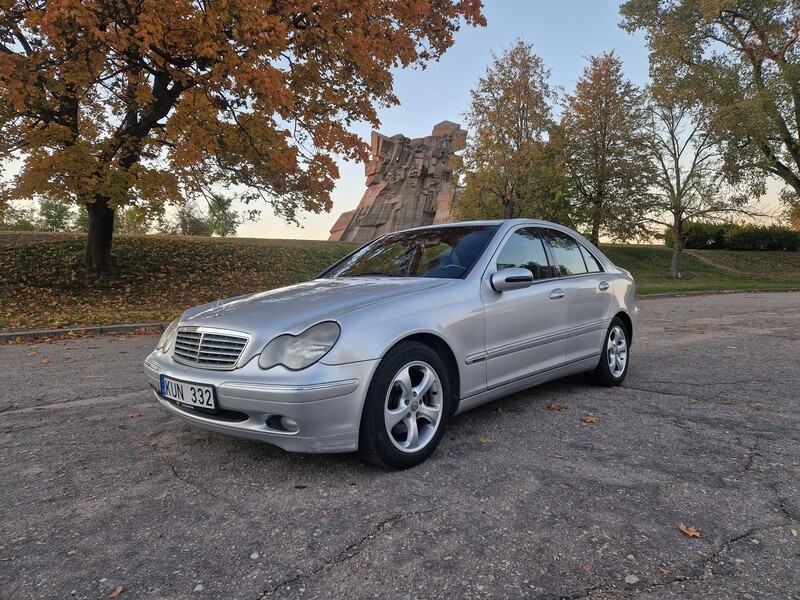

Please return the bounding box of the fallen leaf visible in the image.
[679,523,701,538]
[108,586,123,599]
[581,563,592,573]
[477,437,492,444]
[581,415,599,424]
[547,403,568,412]
[40,357,50,364]
[700,488,707,494]
[791,529,798,537]
[129,412,141,418]
[725,346,738,349]
[26,351,36,357]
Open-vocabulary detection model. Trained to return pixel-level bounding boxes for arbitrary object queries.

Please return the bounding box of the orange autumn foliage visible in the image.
[0,0,485,273]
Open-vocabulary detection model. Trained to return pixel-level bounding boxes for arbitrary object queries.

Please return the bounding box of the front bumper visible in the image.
[143,351,380,453]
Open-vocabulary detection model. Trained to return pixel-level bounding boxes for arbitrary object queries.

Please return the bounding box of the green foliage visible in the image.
[723,225,800,251]
[456,40,567,222]
[0,205,38,231]
[115,207,151,235]
[0,1,485,272]
[170,205,212,237]
[73,207,89,233]
[621,0,800,206]
[787,201,800,229]
[561,52,654,244]
[206,196,242,237]
[664,221,800,251]
[38,198,74,232]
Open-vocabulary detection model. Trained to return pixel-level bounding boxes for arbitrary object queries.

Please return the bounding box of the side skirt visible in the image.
[454,354,599,415]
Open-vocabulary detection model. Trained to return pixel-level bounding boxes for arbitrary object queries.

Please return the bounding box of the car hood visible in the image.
[182,277,453,341]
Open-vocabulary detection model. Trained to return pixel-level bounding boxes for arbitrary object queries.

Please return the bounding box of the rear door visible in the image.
[542,228,613,364]
[481,227,568,389]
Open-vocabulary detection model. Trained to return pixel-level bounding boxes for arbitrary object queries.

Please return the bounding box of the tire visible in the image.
[358,341,451,469]
[588,317,630,386]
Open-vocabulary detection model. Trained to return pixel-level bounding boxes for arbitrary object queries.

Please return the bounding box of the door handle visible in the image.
[598,281,610,291]
[550,289,565,300]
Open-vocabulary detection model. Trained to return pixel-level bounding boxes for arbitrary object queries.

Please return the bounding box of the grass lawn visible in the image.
[0,233,357,330]
[1,232,798,330]
[603,245,800,294]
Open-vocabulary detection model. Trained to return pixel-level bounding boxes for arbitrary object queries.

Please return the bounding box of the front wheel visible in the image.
[358,341,451,469]
[588,317,630,386]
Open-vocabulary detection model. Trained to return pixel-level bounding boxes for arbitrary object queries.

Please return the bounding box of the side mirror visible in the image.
[490,268,534,292]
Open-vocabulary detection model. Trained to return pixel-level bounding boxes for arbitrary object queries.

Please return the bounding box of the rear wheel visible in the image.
[588,317,629,386]
[358,341,451,469]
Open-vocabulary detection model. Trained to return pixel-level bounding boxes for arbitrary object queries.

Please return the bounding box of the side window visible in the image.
[579,245,604,273]
[495,228,552,280]
[545,230,588,276]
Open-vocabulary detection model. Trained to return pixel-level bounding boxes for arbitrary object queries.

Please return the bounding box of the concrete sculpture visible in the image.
[329,121,466,242]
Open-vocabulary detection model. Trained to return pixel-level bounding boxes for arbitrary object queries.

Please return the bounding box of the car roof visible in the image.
[396,218,573,234]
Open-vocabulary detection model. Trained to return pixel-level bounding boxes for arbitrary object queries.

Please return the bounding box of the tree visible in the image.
[38,196,73,231]
[0,1,485,273]
[789,201,800,229]
[206,196,242,237]
[174,204,212,237]
[620,0,800,215]
[561,52,654,245]
[0,204,37,230]
[456,40,567,222]
[643,94,754,277]
[115,206,151,234]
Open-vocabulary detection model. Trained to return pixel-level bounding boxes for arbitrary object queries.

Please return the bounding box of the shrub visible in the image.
[664,222,799,251]
[724,225,800,251]
[664,221,730,249]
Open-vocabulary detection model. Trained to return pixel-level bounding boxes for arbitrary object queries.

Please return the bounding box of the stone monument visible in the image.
[329,121,467,242]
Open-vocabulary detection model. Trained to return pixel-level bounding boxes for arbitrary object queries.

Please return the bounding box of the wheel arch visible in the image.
[614,311,633,346]
[396,333,461,415]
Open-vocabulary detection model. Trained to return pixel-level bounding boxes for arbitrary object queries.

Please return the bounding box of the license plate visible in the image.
[160,376,216,410]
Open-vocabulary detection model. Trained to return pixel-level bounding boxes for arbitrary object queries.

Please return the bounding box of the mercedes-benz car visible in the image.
[144,219,638,469]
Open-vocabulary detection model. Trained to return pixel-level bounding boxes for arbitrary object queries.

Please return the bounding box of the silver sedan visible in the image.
[144,219,638,469]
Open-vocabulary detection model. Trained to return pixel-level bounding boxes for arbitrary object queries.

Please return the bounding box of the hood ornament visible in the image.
[211,298,224,317]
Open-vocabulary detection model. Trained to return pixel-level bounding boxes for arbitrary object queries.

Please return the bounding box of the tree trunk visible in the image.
[84,198,115,274]
[502,178,514,219]
[589,198,602,245]
[670,219,683,279]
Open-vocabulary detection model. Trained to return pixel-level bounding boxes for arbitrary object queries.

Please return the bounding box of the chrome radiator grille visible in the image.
[173,329,248,369]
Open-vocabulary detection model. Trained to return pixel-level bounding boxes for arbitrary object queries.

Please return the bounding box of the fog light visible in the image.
[279,416,299,433]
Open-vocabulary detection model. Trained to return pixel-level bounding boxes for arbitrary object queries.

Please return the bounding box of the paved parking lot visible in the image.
[1,292,798,599]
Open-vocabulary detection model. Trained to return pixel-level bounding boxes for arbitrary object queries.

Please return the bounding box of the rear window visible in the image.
[544,229,588,276]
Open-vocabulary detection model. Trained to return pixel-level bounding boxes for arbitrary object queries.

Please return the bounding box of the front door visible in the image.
[481,227,568,389]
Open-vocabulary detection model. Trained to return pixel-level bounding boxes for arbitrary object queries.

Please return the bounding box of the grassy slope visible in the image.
[1,232,798,330]
[0,233,357,330]
[603,245,800,294]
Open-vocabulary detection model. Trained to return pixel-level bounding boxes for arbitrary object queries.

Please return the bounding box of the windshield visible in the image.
[323,225,497,279]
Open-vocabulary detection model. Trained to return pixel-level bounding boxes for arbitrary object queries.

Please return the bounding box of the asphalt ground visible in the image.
[1,292,798,600]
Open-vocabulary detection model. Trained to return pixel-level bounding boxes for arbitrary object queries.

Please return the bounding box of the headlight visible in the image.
[156,318,181,353]
[258,322,340,371]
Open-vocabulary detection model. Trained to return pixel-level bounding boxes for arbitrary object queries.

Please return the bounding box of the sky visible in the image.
[238,1,653,240]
